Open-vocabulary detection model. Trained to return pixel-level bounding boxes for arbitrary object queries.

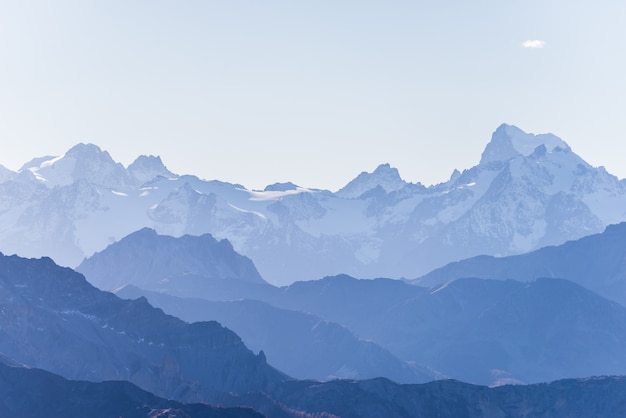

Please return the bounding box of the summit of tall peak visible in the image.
[479,124,571,165]
[24,143,131,189]
[65,142,107,157]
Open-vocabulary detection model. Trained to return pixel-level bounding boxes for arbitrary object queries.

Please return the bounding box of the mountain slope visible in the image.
[77,228,269,294]
[0,356,264,418]
[263,275,626,385]
[0,253,286,403]
[74,226,626,386]
[79,230,437,383]
[272,376,626,418]
[116,285,435,384]
[415,221,626,305]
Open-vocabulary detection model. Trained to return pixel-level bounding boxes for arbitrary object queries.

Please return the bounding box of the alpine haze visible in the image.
[79,228,626,386]
[0,124,624,285]
[0,252,286,404]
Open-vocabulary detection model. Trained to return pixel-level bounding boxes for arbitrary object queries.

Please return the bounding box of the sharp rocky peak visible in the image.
[128,155,175,185]
[336,163,407,199]
[479,124,571,165]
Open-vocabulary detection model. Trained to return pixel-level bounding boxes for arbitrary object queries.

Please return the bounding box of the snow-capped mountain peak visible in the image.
[127,155,176,185]
[1,125,625,285]
[23,143,131,189]
[336,163,408,199]
[480,124,570,165]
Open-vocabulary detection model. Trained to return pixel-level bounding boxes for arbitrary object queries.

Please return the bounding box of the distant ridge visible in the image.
[415,221,626,306]
[77,228,268,294]
[0,124,624,284]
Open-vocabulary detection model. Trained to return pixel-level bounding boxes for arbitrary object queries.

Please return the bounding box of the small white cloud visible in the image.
[522,40,546,49]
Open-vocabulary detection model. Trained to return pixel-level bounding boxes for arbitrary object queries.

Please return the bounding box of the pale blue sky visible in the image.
[1,1,625,190]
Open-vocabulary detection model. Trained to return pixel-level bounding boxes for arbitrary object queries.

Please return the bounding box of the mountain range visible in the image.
[5,350,626,418]
[0,355,263,418]
[4,123,626,417]
[0,252,285,404]
[266,275,626,386]
[0,124,624,285]
[78,227,626,386]
[116,285,434,384]
[9,248,626,417]
[77,228,435,383]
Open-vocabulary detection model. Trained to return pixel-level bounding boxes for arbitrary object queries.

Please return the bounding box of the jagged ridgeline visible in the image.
[0,253,286,404]
[2,124,626,417]
[0,124,623,285]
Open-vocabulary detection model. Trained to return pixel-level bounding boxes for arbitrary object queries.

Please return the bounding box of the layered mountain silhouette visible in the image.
[274,375,626,418]
[415,221,626,306]
[264,275,626,385]
[116,285,435,383]
[0,355,263,418]
[0,124,623,284]
[4,349,626,418]
[78,228,434,383]
[5,123,626,416]
[77,227,271,297]
[0,252,286,404]
[78,228,626,386]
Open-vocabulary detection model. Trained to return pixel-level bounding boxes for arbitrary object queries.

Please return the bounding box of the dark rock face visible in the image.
[0,358,264,418]
[0,253,285,403]
[77,228,269,293]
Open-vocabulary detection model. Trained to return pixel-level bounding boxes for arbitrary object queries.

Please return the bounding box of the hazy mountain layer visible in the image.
[80,228,437,383]
[0,124,624,284]
[117,285,436,384]
[77,227,269,293]
[78,227,626,385]
[0,253,286,403]
[263,275,626,385]
[415,221,626,305]
[4,245,626,416]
